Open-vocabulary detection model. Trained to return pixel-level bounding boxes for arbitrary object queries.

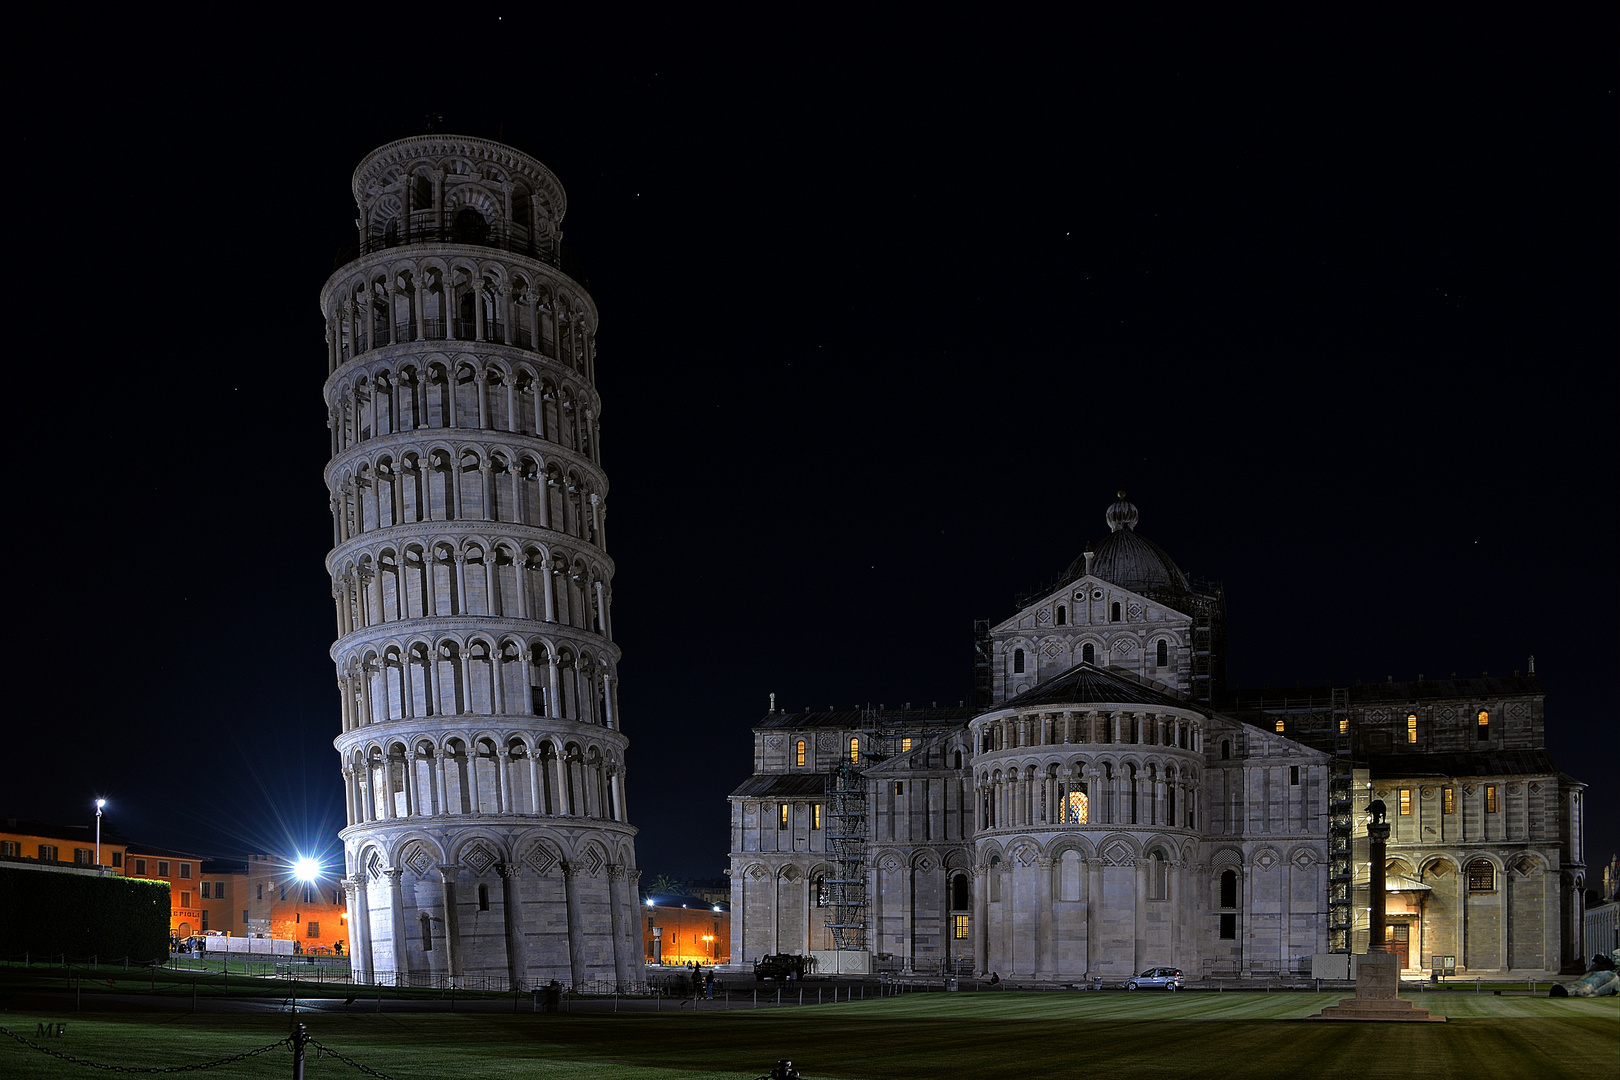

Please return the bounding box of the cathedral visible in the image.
[728,495,1588,981]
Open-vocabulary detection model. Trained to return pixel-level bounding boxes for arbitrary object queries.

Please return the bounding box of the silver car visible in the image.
[1125,967,1185,991]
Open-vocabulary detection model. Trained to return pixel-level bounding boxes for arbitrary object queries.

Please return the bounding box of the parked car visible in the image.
[1125,967,1185,991]
[754,954,812,981]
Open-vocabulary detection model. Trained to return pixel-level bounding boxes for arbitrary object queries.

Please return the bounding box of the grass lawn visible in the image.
[2,991,1614,1079]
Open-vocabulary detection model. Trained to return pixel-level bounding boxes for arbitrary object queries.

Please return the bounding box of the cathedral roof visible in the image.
[999,662,1198,712]
[1062,493,1190,596]
[754,705,977,731]
[1363,748,1561,780]
[728,773,838,799]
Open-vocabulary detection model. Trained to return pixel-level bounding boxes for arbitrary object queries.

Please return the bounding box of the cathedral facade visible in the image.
[324,136,642,990]
[728,496,1587,980]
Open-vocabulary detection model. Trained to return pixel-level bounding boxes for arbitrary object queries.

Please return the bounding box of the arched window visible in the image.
[814,876,828,907]
[1275,719,1285,734]
[795,740,806,767]
[1156,639,1169,668]
[1013,648,1025,674]
[1055,605,1067,625]
[953,749,963,770]
[1148,850,1169,900]
[1407,713,1418,744]
[1477,710,1490,741]
[1110,601,1121,622]
[1220,868,1238,908]
[1467,860,1494,892]
[1082,643,1095,664]
[1063,790,1089,824]
[988,855,1001,902]
[951,874,971,910]
[1221,739,1231,760]
[849,738,860,764]
[452,207,488,245]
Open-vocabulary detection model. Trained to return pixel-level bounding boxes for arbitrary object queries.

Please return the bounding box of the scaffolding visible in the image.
[824,758,869,951]
[1326,686,1355,952]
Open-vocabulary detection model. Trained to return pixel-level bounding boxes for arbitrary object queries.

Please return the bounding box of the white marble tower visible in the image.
[322,135,642,990]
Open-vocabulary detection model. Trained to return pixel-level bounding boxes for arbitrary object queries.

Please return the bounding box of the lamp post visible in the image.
[94,799,106,868]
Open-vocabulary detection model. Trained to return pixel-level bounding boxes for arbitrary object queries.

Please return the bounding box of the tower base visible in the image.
[1308,951,1445,1022]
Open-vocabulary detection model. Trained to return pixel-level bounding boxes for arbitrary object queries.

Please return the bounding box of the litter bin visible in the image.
[945,977,958,992]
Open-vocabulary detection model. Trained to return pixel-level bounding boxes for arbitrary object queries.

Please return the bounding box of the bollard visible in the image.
[292,1023,309,1080]
[799,988,803,1007]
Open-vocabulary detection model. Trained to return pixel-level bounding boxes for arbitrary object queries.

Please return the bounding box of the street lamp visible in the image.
[94,799,106,868]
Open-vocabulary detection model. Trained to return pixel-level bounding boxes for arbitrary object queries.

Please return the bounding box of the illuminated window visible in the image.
[308,922,320,939]
[1013,648,1025,674]
[1406,713,1417,744]
[953,914,970,940]
[1062,790,1090,824]
[1443,787,1455,814]
[1485,785,1498,813]
[778,804,789,829]
[1274,719,1285,734]
[1477,710,1489,741]
[1467,860,1494,892]
[893,781,905,796]
[1156,639,1169,668]
[901,737,912,753]
[794,740,806,767]
[1339,718,1349,735]
[849,738,860,763]
[1399,789,1412,815]
[812,804,822,830]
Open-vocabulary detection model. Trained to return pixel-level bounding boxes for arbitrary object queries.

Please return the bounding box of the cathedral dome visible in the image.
[1065,493,1190,594]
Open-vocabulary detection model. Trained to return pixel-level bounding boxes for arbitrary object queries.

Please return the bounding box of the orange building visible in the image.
[643,897,730,967]
[1,818,128,872]
[243,855,350,955]
[123,845,211,939]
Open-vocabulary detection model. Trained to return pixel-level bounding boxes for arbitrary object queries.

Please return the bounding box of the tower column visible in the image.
[347,874,374,985]
[437,867,461,979]
[499,863,527,988]
[385,868,408,984]
[562,862,587,988]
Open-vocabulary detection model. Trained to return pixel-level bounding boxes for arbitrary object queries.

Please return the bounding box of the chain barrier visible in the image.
[307,1038,399,1080]
[0,1025,292,1073]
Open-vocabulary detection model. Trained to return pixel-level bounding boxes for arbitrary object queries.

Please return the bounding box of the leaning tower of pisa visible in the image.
[321,135,641,990]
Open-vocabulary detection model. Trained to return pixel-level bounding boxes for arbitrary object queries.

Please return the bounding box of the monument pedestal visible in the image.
[1309,951,1444,1022]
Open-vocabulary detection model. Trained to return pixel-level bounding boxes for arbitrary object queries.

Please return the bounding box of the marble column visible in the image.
[386,868,408,985]
[347,875,375,985]
[1035,857,1055,978]
[438,866,461,980]
[562,862,588,988]
[499,863,528,989]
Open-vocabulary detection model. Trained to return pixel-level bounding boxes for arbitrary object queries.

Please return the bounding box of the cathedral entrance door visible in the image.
[1385,923,1410,969]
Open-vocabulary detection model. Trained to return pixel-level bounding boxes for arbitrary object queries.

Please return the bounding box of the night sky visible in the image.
[14,13,1616,885]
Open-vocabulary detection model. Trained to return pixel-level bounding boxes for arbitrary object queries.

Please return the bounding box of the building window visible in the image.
[1443,787,1455,814]
[39,845,59,862]
[795,740,806,767]
[1406,713,1418,744]
[814,877,828,907]
[135,859,147,876]
[74,848,93,865]
[421,913,433,951]
[280,885,287,901]
[1082,643,1095,664]
[112,852,122,867]
[478,884,490,911]
[779,804,790,829]
[181,891,190,907]
[1220,869,1238,909]
[308,921,320,939]
[1110,601,1121,622]
[243,910,249,925]
[1062,790,1090,824]
[1156,639,1168,668]
[1290,766,1300,786]
[1147,850,1169,900]
[849,738,860,764]
[1339,718,1349,735]
[0,841,16,857]
[1467,860,1495,892]
[953,914,970,940]
[159,861,170,877]
[1055,605,1066,625]
[812,804,822,830]
[1274,719,1285,734]
[1477,710,1489,741]
[180,863,192,879]
[216,881,225,896]
[901,737,912,753]
[1220,739,1230,761]
[257,884,264,900]
[1013,648,1025,674]
[201,882,211,899]
[1399,789,1412,815]
[201,911,209,932]
[1485,785,1498,813]
[1220,913,1237,939]
[893,781,904,796]
[951,874,971,910]
[302,884,316,905]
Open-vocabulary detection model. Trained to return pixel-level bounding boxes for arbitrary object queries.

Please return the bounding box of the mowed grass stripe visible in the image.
[2,994,1614,1080]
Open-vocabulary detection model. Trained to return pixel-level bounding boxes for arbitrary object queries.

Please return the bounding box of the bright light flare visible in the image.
[293,856,321,882]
